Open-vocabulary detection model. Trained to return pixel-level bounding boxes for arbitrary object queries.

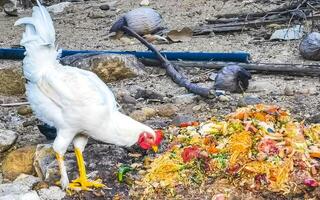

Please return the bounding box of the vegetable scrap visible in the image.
[117,164,133,182]
[135,104,320,196]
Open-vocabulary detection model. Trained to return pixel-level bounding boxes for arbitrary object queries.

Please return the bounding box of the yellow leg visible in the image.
[68,148,105,191]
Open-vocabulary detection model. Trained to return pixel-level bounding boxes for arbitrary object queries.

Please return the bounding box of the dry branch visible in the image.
[122,26,214,98]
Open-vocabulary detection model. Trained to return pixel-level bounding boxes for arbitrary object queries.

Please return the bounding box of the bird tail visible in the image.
[14,0,59,82]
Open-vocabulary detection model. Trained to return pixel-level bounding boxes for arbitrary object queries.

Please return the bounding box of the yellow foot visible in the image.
[68,177,105,191]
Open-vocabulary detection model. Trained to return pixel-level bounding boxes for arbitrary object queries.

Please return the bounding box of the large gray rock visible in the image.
[0,129,18,153]
[60,53,146,83]
[0,174,40,197]
[38,186,66,200]
[0,191,40,200]
[33,144,75,184]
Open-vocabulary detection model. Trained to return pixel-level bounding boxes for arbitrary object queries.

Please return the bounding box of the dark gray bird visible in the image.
[214,65,251,93]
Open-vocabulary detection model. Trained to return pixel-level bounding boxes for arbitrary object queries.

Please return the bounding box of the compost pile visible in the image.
[133,104,320,197]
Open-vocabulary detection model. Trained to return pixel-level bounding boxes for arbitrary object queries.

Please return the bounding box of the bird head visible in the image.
[137,129,163,152]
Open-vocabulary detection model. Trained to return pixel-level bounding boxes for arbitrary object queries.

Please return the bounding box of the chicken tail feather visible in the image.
[15,0,59,82]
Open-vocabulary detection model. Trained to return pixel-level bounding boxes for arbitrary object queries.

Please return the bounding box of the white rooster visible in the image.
[15,1,163,191]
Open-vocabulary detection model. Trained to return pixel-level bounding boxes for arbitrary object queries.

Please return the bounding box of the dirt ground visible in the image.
[0,0,320,199]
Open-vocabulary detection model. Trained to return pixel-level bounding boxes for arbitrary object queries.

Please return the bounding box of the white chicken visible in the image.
[15,1,162,191]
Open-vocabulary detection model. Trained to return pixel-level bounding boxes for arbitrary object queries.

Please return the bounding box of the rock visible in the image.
[284,87,294,96]
[0,129,18,153]
[129,107,157,122]
[192,104,202,112]
[3,2,18,16]
[33,144,58,183]
[60,54,145,82]
[306,113,320,123]
[0,68,25,95]
[174,94,197,104]
[17,106,33,116]
[140,0,150,6]
[32,181,49,190]
[157,104,178,118]
[2,146,36,181]
[171,114,195,126]
[0,174,40,197]
[134,88,164,100]
[299,32,320,60]
[117,90,136,104]
[218,95,230,102]
[99,4,110,10]
[238,96,262,107]
[47,2,71,14]
[0,191,40,200]
[142,107,157,118]
[38,186,66,200]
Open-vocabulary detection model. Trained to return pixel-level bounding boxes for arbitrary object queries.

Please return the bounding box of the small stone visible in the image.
[32,181,49,190]
[192,105,202,111]
[38,186,66,200]
[238,96,262,107]
[218,95,230,102]
[284,87,294,96]
[3,2,18,16]
[2,146,36,181]
[117,90,136,104]
[47,2,71,14]
[134,88,164,100]
[157,104,178,118]
[171,114,195,126]
[174,94,197,104]
[142,107,157,118]
[99,4,110,11]
[130,110,147,122]
[130,108,157,122]
[0,129,18,153]
[140,0,150,6]
[17,106,33,116]
[306,113,320,123]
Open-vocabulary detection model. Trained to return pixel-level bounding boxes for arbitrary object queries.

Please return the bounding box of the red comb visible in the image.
[154,130,163,145]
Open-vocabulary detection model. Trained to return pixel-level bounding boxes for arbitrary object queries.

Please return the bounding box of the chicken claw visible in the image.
[68,178,105,191]
[68,147,106,191]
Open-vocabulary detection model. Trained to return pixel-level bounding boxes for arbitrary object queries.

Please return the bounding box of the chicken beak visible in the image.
[152,145,158,153]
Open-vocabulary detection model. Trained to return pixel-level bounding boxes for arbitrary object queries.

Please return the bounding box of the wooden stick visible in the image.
[121,26,214,98]
[140,59,320,77]
[0,102,29,107]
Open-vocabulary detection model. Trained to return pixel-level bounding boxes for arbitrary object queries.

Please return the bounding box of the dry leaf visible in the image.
[167,27,193,42]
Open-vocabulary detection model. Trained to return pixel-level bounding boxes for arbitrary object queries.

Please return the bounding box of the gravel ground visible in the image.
[0,0,320,199]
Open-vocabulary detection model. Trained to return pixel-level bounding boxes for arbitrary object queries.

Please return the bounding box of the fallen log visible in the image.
[194,15,320,35]
[140,59,320,77]
[212,0,310,20]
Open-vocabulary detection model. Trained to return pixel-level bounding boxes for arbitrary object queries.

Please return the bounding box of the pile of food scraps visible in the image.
[134,104,320,197]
